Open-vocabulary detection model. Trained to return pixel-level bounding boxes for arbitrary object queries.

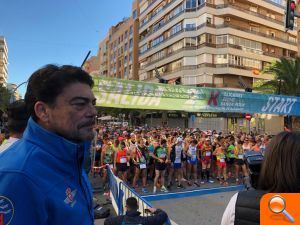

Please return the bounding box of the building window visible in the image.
[129,52,133,62]
[170,23,182,35]
[133,10,137,19]
[216,35,228,45]
[250,26,259,33]
[198,34,206,44]
[186,0,196,9]
[124,31,128,39]
[124,43,128,51]
[185,37,197,47]
[129,26,133,35]
[129,38,133,48]
[249,6,258,12]
[152,35,164,47]
[214,54,228,64]
[206,17,212,24]
[186,23,196,30]
[140,44,148,54]
[170,4,184,19]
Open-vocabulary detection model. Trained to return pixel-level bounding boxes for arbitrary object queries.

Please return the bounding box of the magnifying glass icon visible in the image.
[268,195,295,223]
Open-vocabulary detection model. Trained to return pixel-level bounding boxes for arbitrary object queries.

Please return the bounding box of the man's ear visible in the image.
[34,101,51,123]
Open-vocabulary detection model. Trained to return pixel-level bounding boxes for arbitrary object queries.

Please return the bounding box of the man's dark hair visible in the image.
[126,197,138,211]
[25,64,94,120]
[7,100,30,134]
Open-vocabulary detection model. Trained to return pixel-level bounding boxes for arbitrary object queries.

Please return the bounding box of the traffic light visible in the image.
[285,0,296,30]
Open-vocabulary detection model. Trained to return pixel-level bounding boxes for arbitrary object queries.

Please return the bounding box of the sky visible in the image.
[0,0,133,97]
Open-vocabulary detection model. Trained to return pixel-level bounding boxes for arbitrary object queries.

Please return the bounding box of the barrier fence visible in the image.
[107,165,174,225]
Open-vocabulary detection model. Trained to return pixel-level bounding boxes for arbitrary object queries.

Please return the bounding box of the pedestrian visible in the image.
[0,100,29,153]
[104,197,168,225]
[0,65,97,225]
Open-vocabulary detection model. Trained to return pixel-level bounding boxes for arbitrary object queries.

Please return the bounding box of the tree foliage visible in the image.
[254,57,300,96]
[0,84,9,112]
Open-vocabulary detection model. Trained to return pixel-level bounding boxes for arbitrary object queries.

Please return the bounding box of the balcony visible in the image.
[217,23,297,46]
[140,0,177,29]
[140,2,288,43]
[215,3,284,26]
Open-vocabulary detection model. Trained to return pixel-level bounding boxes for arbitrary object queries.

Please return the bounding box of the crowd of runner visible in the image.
[92,126,271,194]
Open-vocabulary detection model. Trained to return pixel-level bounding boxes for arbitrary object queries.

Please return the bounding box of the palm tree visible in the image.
[254,57,300,96]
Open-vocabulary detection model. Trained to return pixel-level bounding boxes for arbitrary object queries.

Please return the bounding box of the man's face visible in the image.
[45,83,97,142]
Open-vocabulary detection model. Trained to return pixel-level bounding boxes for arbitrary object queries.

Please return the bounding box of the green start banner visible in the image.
[93,76,300,116]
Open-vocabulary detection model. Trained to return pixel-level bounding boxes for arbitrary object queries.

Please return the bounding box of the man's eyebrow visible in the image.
[69,97,95,103]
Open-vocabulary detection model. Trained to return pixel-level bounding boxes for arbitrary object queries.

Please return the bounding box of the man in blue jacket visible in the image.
[0,65,97,225]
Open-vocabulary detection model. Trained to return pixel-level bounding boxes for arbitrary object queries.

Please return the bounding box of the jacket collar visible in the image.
[125,210,141,217]
[23,117,87,164]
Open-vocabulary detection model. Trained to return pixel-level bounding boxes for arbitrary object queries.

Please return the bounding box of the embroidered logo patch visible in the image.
[64,188,77,207]
[0,196,14,225]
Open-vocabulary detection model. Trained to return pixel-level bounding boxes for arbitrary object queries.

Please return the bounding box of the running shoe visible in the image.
[160,186,168,192]
[208,179,214,183]
[177,184,184,189]
[142,188,148,193]
[200,181,205,184]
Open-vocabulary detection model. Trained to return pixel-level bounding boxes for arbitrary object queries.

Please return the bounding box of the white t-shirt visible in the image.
[0,137,19,154]
[221,193,238,225]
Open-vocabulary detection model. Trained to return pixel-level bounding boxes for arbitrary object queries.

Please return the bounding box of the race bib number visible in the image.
[175,157,181,163]
[140,164,146,169]
[159,153,166,158]
[220,158,225,163]
[191,155,197,161]
[206,151,211,157]
[238,154,244,159]
[120,157,127,163]
[109,164,114,169]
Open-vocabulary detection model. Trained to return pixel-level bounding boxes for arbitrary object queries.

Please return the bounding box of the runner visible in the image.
[186,139,200,187]
[114,141,129,182]
[226,138,236,179]
[234,140,250,188]
[200,138,214,184]
[214,143,228,186]
[101,141,115,188]
[132,139,149,193]
[168,136,184,189]
[152,139,169,193]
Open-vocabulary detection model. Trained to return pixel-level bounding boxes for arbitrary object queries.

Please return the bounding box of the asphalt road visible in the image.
[151,191,237,225]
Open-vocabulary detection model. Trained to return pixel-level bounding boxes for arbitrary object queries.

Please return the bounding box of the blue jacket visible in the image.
[0,118,94,225]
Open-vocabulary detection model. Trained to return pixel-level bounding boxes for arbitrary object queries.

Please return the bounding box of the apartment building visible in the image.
[138,0,298,133]
[0,36,8,86]
[98,0,140,80]
[6,83,21,102]
[138,0,298,90]
[83,55,101,76]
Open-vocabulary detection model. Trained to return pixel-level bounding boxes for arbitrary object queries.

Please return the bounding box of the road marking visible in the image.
[141,185,244,201]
